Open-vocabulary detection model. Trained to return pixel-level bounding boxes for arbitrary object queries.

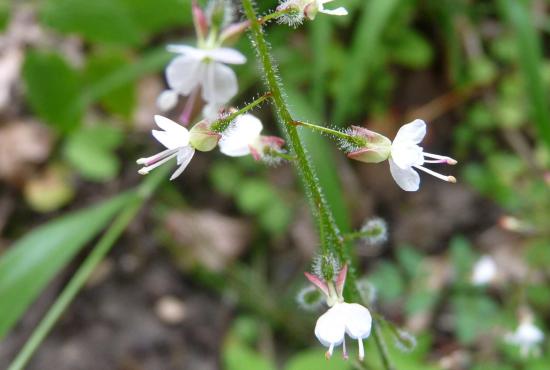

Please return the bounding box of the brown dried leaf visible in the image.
[0,121,52,184]
[164,210,252,272]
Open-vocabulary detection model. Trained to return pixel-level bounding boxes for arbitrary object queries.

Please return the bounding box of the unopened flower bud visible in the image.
[393,329,417,353]
[360,217,388,246]
[189,120,221,152]
[296,285,325,311]
[207,0,234,31]
[192,0,209,41]
[347,126,391,164]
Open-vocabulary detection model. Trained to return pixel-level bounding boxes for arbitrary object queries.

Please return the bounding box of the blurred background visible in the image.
[0,0,549,369]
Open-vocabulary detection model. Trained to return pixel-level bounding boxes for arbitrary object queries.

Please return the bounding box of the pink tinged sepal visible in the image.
[335,264,348,298]
[347,126,391,164]
[249,136,286,161]
[189,120,221,152]
[304,272,330,297]
[192,0,208,41]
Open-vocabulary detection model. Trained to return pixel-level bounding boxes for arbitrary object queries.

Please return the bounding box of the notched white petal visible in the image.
[314,306,346,347]
[201,62,238,104]
[166,55,202,96]
[389,159,420,191]
[208,48,247,65]
[342,303,372,339]
[393,119,426,145]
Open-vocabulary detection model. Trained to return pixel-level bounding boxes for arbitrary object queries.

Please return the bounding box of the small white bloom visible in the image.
[219,114,285,161]
[165,44,246,106]
[471,255,497,286]
[136,115,195,180]
[506,319,545,357]
[389,119,457,191]
[280,0,348,20]
[305,264,372,360]
[219,114,263,157]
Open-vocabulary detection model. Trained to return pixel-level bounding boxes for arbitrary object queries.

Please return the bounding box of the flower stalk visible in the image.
[210,92,272,132]
[241,0,393,367]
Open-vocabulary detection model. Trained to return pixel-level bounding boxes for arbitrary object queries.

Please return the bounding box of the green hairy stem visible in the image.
[241,1,393,368]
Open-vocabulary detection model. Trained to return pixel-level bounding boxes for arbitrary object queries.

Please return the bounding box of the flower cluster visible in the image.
[136,1,466,362]
[137,113,285,180]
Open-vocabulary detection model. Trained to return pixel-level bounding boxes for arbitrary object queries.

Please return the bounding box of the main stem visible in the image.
[241,0,340,253]
[241,1,393,368]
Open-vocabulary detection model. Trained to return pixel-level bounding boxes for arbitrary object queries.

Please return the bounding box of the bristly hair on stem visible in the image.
[241,1,395,369]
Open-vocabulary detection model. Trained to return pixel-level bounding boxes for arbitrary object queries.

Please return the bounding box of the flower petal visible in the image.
[166,44,205,59]
[389,159,420,191]
[219,114,263,157]
[393,119,426,146]
[201,62,238,104]
[207,48,247,64]
[319,6,348,16]
[170,146,195,180]
[315,305,346,347]
[342,303,372,339]
[166,55,202,96]
[390,141,424,169]
[152,115,189,149]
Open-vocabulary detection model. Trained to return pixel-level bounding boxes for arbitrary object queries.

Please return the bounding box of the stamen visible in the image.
[138,151,178,175]
[137,148,178,166]
[342,339,348,360]
[325,343,334,359]
[423,159,451,164]
[423,152,457,165]
[414,165,456,183]
[358,338,364,361]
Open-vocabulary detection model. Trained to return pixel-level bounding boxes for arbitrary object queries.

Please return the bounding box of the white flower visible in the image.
[280,0,348,20]
[136,115,195,180]
[305,264,372,360]
[471,255,497,286]
[389,119,457,191]
[315,302,372,360]
[506,320,545,357]
[219,114,263,157]
[219,114,285,160]
[165,44,246,107]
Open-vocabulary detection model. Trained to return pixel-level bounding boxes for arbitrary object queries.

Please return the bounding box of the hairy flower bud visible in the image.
[296,285,325,311]
[347,126,391,164]
[189,120,221,152]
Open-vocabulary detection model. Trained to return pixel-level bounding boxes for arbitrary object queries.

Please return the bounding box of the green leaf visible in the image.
[22,51,82,133]
[40,0,191,46]
[369,261,404,302]
[223,339,276,370]
[85,51,136,118]
[236,179,276,214]
[64,125,123,181]
[40,0,142,46]
[452,294,499,344]
[389,30,434,69]
[285,349,352,370]
[332,0,401,122]
[449,235,476,283]
[119,0,191,35]
[499,0,550,148]
[0,193,133,338]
